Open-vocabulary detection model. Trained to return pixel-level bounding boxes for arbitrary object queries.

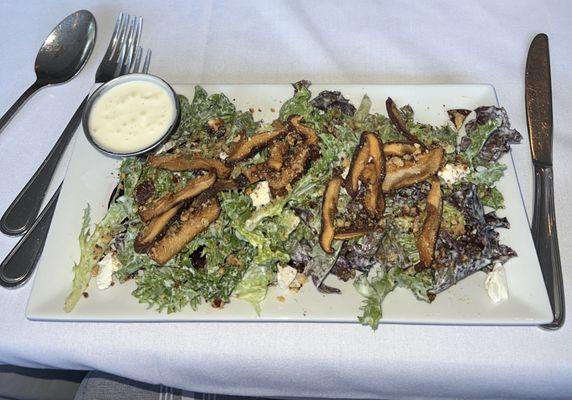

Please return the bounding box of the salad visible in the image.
[64,81,522,329]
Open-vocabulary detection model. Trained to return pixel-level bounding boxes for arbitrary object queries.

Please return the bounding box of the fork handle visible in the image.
[0,95,88,236]
[0,80,46,135]
[532,165,565,330]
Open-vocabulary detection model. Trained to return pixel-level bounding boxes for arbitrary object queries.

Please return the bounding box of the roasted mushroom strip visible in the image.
[362,162,385,217]
[288,115,320,146]
[333,227,375,240]
[148,198,221,265]
[240,162,269,185]
[382,147,444,192]
[383,142,419,157]
[134,204,183,253]
[362,133,386,217]
[385,97,427,150]
[417,177,442,268]
[319,175,342,254]
[447,109,472,130]
[226,124,287,163]
[345,134,370,197]
[268,145,315,196]
[148,153,231,178]
[139,173,216,222]
[266,140,289,171]
[190,179,240,207]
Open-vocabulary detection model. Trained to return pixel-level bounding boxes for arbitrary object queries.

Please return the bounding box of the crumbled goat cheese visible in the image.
[96,253,120,290]
[438,163,469,185]
[249,181,271,208]
[277,265,298,290]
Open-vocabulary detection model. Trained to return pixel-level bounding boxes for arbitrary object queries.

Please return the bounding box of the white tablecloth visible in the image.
[0,1,571,398]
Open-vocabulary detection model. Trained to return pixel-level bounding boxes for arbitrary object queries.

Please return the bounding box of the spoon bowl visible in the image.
[0,10,97,133]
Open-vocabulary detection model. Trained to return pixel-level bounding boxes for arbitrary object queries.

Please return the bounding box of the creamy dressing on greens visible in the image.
[88,80,175,153]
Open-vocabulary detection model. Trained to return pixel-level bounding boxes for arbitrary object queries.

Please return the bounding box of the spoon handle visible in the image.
[0,185,61,287]
[0,80,45,134]
[0,95,88,236]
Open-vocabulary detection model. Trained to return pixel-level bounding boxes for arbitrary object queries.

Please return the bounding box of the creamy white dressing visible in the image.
[88,80,175,153]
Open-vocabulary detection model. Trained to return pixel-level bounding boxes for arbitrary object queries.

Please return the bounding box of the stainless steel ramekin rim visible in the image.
[82,73,180,158]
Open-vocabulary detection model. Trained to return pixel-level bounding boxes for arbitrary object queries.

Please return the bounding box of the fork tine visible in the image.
[142,49,152,73]
[113,15,132,76]
[111,14,130,63]
[124,16,143,74]
[131,47,143,73]
[120,17,136,74]
[104,12,126,60]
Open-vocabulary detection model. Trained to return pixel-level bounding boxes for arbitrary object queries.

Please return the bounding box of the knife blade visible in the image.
[525,33,565,329]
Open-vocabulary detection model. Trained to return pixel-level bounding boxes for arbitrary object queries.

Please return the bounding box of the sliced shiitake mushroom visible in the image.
[382,147,444,192]
[148,198,221,265]
[148,153,231,178]
[226,124,287,163]
[383,142,419,157]
[240,162,269,185]
[288,115,320,146]
[134,204,183,253]
[319,175,342,254]
[190,179,240,207]
[416,177,442,268]
[385,97,427,150]
[345,134,370,197]
[267,140,289,171]
[361,133,386,218]
[139,173,216,222]
[447,109,472,130]
[267,145,315,196]
[362,163,385,218]
[333,227,374,240]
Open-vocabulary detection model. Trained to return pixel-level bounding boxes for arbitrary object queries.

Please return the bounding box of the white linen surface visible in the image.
[0,1,570,398]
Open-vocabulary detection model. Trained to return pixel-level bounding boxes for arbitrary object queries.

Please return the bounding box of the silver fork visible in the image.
[0,26,152,288]
[0,13,143,237]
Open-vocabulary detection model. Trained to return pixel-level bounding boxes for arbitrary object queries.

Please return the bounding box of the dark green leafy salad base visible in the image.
[64,81,522,330]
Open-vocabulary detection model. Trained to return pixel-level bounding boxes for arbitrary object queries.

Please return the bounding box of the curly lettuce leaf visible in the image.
[441,201,466,236]
[64,201,129,312]
[218,192,289,266]
[462,117,502,166]
[119,157,143,198]
[479,186,505,209]
[179,86,236,135]
[234,265,275,315]
[354,271,397,330]
[132,266,202,313]
[354,94,372,122]
[355,267,434,329]
[133,264,245,313]
[467,163,507,186]
[279,81,313,121]
[464,106,522,164]
[459,163,507,209]
[378,225,420,269]
[278,81,329,130]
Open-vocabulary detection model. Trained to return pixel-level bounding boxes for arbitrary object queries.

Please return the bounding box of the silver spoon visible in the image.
[0,10,97,134]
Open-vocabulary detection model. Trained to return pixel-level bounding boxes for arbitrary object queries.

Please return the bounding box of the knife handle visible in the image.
[532,165,565,329]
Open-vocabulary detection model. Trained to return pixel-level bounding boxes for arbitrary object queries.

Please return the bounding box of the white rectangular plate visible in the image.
[26,84,552,324]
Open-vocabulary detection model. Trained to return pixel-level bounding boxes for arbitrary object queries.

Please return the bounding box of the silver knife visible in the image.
[525,33,565,330]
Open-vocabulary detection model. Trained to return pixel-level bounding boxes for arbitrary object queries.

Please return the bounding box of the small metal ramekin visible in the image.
[82,73,180,157]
